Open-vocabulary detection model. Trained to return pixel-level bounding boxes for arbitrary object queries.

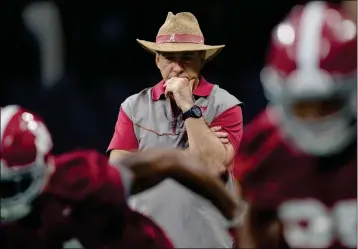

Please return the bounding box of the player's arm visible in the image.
[232,127,286,249]
[107,107,138,162]
[235,208,283,248]
[232,181,285,249]
[115,149,246,223]
[185,106,243,174]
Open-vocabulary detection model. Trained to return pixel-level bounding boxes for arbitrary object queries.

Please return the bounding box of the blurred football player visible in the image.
[234,1,357,249]
[0,105,245,249]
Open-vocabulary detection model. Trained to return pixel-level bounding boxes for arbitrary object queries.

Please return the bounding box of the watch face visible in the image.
[192,106,202,117]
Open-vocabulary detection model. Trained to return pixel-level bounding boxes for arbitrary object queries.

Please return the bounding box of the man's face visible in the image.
[156,51,205,81]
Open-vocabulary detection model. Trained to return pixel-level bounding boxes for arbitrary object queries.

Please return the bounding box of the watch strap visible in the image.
[182,105,202,120]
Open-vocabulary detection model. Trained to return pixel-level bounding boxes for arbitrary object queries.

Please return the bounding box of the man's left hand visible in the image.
[211,126,229,144]
[164,77,195,111]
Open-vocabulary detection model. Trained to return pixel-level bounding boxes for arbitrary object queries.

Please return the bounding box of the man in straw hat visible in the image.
[107,12,244,248]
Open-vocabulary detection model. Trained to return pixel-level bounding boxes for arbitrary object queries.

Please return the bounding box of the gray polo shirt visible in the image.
[110,77,242,248]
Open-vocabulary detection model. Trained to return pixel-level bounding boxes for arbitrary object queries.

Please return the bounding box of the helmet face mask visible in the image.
[261,1,357,156]
[0,149,52,221]
[278,98,356,156]
[264,72,357,157]
[1,172,33,200]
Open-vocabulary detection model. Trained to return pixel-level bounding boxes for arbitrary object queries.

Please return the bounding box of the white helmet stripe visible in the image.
[297,1,327,69]
[1,105,20,140]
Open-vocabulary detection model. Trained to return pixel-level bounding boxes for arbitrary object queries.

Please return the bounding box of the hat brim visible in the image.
[136,39,225,62]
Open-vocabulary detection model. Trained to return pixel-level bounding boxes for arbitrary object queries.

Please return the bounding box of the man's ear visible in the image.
[155,53,161,69]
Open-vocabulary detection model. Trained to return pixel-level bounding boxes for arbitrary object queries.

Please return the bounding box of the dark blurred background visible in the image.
[1,0,341,154]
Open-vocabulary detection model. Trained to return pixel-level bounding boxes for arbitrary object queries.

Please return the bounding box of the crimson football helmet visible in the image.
[261,1,357,156]
[1,105,53,222]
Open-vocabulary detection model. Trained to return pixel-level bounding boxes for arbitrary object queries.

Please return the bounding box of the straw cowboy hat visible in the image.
[136,12,225,61]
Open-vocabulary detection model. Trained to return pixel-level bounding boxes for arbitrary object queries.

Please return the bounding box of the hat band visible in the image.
[156,34,204,44]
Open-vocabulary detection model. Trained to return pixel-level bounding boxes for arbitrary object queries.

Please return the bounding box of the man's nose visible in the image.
[172,61,185,73]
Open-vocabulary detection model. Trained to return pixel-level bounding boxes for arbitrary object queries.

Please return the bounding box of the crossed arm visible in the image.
[107,106,243,174]
[183,106,242,173]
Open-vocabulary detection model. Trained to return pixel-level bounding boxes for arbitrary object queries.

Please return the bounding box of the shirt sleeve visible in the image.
[210,105,243,153]
[107,107,139,155]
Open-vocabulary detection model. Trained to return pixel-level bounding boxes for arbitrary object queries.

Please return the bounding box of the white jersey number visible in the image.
[278,199,356,248]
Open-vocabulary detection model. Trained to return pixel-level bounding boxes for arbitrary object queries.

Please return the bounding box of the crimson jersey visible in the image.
[0,150,174,249]
[235,111,357,249]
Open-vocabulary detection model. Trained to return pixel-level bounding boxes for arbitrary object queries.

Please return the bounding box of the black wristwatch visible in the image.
[182,105,202,120]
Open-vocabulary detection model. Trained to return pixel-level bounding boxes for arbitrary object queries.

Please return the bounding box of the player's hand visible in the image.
[119,149,185,194]
[211,126,229,144]
[164,77,195,111]
[120,149,247,223]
